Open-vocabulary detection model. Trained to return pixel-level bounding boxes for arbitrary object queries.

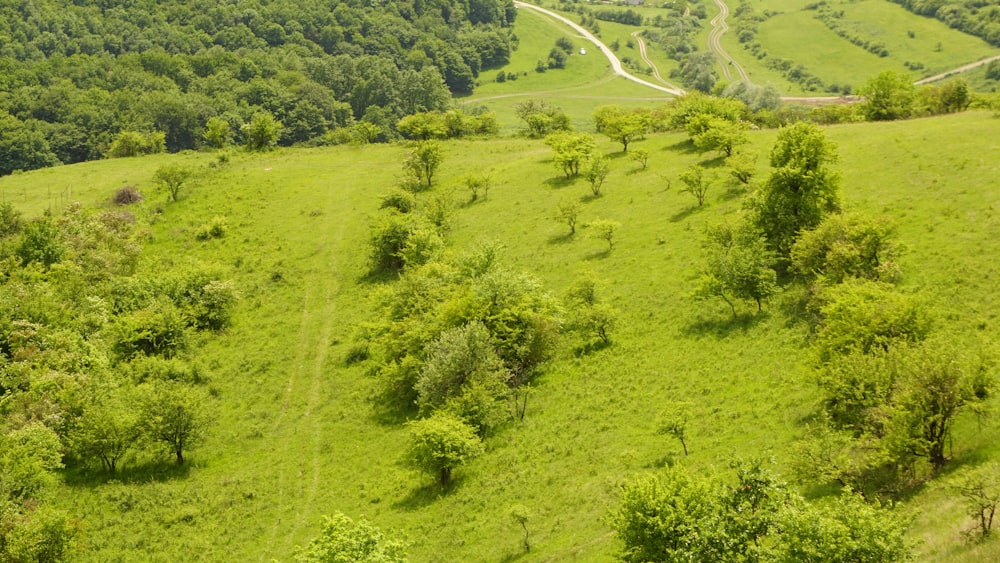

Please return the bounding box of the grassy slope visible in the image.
[4,111,1000,561]
[465,7,674,132]
[748,0,999,91]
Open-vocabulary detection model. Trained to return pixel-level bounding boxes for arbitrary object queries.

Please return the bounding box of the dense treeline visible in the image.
[0,0,516,174]
[889,0,1000,46]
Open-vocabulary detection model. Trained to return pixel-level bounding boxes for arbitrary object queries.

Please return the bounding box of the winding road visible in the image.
[513,1,685,96]
[630,30,683,90]
[707,0,750,83]
[508,0,996,103]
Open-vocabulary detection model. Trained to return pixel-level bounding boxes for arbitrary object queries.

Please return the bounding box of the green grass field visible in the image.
[745,0,999,92]
[465,7,674,132]
[5,110,1000,561]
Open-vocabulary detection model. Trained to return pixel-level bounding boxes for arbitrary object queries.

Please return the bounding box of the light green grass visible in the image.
[746,0,1000,91]
[5,112,1000,561]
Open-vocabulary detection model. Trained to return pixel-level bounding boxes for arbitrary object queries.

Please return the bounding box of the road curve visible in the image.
[630,30,684,90]
[707,0,750,84]
[514,1,685,96]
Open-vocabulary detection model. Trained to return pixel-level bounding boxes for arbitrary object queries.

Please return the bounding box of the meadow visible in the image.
[4,108,1000,561]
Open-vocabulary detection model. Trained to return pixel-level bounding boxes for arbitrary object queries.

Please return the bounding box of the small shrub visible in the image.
[195,216,227,240]
[380,189,417,213]
[0,201,23,238]
[113,186,144,206]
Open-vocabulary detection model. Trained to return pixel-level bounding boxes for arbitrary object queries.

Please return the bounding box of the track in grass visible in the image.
[708,0,750,83]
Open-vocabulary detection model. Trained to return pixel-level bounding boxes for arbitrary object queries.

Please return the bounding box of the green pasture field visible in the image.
[4,110,1000,561]
[749,0,999,92]
[465,7,675,132]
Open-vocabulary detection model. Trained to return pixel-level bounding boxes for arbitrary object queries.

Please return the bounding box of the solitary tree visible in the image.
[691,117,749,157]
[588,219,620,251]
[951,461,1000,539]
[657,401,693,456]
[679,165,711,207]
[405,412,484,487]
[595,107,648,152]
[696,221,778,316]
[555,199,582,235]
[584,154,611,196]
[630,149,649,170]
[545,132,596,178]
[403,141,443,189]
[725,152,756,187]
[153,164,194,202]
[138,380,213,464]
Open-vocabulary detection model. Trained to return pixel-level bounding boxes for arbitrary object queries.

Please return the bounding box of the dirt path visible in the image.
[630,30,684,91]
[915,53,1000,85]
[514,1,684,96]
[264,190,342,556]
[708,0,751,84]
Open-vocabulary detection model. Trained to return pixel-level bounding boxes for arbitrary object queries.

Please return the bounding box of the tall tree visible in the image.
[752,122,840,258]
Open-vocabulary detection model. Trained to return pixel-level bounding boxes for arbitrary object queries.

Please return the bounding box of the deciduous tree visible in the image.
[405,412,484,486]
[138,380,213,465]
[752,122,840,258]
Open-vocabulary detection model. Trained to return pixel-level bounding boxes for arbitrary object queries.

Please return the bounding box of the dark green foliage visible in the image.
[113,300,189,360]
[138,379,213,465]
[612,462,912,562]
[814,279,931,362]
[0,112,61,176]
[514,100,572,138]
[363,245,560,410]
[885,0,1000,47]
[751,122,841,258]
[859,71,915,121]
[791,213,901,284]
[416,321,511,434]
[696,221,778,316]
[380,189,417,214]
[16,218,64,268]
[0,0,512,171]
[368,213,421,272]
[295,513,408,563]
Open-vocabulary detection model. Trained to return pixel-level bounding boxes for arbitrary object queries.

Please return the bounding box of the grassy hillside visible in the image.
[4,110,1000,561]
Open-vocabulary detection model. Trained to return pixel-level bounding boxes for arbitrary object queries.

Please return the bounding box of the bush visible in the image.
[379,189,417,214]
[113,185,144,206]
[0,201,23,238]
[195,216,227,240]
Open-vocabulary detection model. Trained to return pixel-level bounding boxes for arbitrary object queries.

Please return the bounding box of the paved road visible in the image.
[514,1,685,96]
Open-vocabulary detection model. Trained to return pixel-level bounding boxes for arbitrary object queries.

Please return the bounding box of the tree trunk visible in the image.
[439,466,451,487]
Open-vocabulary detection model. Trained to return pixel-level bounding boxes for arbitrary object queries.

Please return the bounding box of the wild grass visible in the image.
[4,112,1000,561]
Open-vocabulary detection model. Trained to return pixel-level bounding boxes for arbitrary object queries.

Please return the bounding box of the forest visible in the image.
[0,0,516,174]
